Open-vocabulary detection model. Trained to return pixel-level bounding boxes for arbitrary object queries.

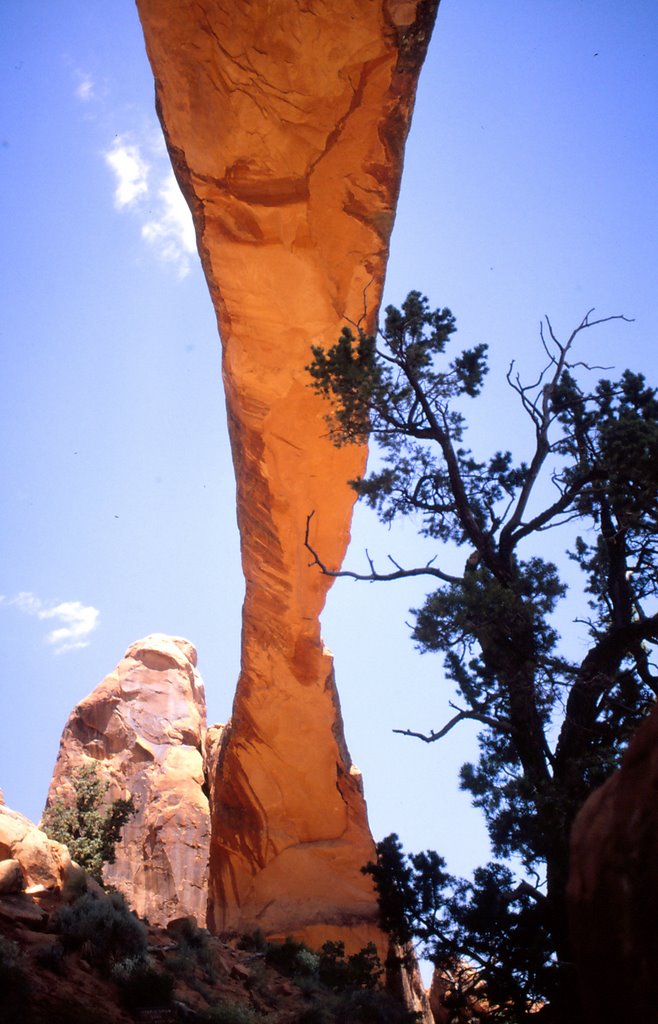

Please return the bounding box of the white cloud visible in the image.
[75,73,95,102]
[141,171,196,278]
[105,137,150,209]
[7,592,100,654]
[103,134,196,277]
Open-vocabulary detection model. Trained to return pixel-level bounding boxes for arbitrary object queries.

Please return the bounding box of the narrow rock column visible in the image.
[136,0,438,949]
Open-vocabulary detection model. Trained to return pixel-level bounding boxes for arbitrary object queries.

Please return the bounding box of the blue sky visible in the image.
[1,1,656,883]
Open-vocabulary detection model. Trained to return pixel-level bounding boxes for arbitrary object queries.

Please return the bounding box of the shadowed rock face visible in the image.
[45,634,209,926]
[568,705,658,1024]
[135,0,438,949]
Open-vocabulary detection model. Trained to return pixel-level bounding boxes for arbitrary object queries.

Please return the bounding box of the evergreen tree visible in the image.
[43,762,135,883]
[307,293,658,1022]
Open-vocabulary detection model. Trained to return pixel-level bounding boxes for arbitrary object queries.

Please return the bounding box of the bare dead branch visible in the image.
[499,312,632,562]
[393,707,512,744]
[304,511,462,585]
[343,278,374,331]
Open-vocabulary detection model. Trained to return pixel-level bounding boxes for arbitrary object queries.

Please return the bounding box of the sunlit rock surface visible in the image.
[0,802,72,892]
[568,704,658,1024]
[45,634,209,926]
[135,0,438,950]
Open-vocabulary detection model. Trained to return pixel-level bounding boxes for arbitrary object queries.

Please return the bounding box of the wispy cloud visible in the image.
[141,171,197,277]
[104,136,196,276]
[75,72,95,103]
[2,592,100,654]
[105,136,150,209]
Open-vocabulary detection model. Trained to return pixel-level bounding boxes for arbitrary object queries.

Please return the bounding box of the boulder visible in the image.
[0,858,25,894]
[135,0,439,954]
[0,892,47,927]
[0,802,71,890]
[568,703,658,1023]
[45,634,210,926]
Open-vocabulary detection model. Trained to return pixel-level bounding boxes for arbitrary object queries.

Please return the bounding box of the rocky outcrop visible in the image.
[135,0,439,952]
[45,634,210,926]
[0,859,24,894]
[568,704,658,1023]
[0,802,72,892]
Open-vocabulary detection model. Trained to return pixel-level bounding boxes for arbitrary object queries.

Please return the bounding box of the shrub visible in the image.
[318,941,382,992]
[297,1006,334,1024]
[42,762,135,882]
[166,916,216,982]
[238,928,267,953]
[294,972,322,999]
[330,989,422,1023]
[111,954,174,1010]
[297,989,421,1024]
[201,999,264,1024]
[168,915,206,948]
[55,890,147,967]
[295,947,321,976]
[265,936,316,977]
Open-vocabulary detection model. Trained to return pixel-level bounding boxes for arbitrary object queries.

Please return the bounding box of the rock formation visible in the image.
[45,634,210,927]
[0,800,72,892]
[135,0,439,951]
[0,782,74,897]
[568,704,658,1023]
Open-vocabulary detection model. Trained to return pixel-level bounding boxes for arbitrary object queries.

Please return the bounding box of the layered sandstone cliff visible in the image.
[568,703,658,1023]
[135,0,438,950]
[45,634,210,926]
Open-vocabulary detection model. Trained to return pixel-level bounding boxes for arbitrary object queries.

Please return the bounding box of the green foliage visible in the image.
[264,935,383,988]
[265,936,316,977]
[42,761,136,882]
[308,297,658,1022]
[55,890,147,968]
[365,836,551,1020]
[258,936,399,1021]
[318,940,382,991]
[168,916,217,981]
[111,953,174,1010]
[200,1000,265,1024]
[238,928,267,952]
[295,947,321,975]
[297,987,421,1024]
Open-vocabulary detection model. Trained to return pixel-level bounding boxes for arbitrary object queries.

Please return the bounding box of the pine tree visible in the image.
[43,762,135,883]
[307,293,658,1022]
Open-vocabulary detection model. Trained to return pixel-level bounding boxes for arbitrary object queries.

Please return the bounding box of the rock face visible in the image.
[0,802,72,891]
[0,859,25,894]
[45,634,210,927]
[568,705,658,1023]
[135,0,439,951]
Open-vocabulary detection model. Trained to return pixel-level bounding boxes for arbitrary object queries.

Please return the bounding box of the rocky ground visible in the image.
[0,884,419,1024]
